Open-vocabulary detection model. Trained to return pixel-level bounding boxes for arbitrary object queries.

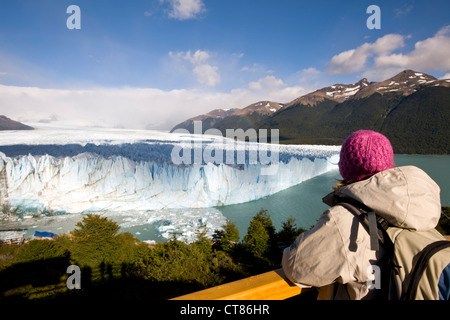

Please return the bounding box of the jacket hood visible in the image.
[328,166,441,231]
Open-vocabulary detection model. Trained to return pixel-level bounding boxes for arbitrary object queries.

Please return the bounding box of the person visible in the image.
[282,130,441,300]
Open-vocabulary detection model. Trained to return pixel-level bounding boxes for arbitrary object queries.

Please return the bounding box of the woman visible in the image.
[282,130,441,300]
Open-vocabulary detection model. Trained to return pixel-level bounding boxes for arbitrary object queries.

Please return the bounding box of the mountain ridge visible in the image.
[170,70,450,154]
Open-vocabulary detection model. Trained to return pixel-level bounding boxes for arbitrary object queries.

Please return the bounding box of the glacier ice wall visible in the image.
[0,134,340,214]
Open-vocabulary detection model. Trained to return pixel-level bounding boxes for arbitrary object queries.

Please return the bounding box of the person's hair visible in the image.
[333,179,349,190]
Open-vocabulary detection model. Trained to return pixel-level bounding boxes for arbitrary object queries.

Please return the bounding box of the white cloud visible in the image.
[327,26,450,81]
[0,85,217,130]
[395,5,414,17]
[249,75,285,91]
[441,73,450,80]
[169,50,221,87]
[162,0,205,20]
[230,75,306,104]
[373,25,450,73]
[193,64,221,87]
[327,34,405,74]
[169,50,210,65]
[301,67,320,75]
[0,78,307,131]
[240,63,265,73]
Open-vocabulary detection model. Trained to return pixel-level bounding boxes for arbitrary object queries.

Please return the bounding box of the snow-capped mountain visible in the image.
[171,70,450,133]
[286,78,371,107]
[256,70,450,153]
[286,70,450,107]
[170,101,283,133]
[170,70,450,154]
[238,101,284,115]
[354,70,450,99]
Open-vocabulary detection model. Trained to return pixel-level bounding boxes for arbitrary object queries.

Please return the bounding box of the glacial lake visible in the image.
[217,154,450,239]
[1,154,448,243]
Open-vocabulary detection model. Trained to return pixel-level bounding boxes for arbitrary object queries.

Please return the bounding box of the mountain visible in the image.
[258,70,450,153]
[170,101,283,133]
[285,78,371,107]
[171,70,450,154]
[0,115,34,130]
[283,70,449,108]
[171,108,240,133]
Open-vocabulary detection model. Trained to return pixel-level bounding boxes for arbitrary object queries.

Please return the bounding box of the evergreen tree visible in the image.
[194,222,212,254]
[243,219,270,259]
[15,239,68,263]
[276,216,306,250]
[212,219,239,252]
[253,209,275,239]
[70,214,121,267]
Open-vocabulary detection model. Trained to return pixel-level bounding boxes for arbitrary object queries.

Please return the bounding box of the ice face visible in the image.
[0,128,340,213]
[0,148,339,212]
[0,127,340,242]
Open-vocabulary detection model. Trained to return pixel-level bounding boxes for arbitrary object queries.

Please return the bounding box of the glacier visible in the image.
[0,125,340,242]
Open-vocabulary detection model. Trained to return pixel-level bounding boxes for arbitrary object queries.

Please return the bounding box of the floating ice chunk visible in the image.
[156,225,175,232]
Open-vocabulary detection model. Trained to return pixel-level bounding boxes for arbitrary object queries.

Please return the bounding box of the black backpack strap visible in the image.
[335,199,395,299]
[403,240,450,300]
[335,199,387,251]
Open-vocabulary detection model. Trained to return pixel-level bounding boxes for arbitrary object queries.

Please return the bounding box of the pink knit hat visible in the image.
[339,130,394,183]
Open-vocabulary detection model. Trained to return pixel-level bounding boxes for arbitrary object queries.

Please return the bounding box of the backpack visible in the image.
[336,198,450,300]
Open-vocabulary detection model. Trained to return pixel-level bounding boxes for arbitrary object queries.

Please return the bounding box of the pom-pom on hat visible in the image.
[339,130,394,183]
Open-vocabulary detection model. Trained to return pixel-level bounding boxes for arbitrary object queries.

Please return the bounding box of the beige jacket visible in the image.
[282,166,441,300]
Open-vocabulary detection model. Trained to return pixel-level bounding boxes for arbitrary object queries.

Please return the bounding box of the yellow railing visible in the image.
[172,268,303,300]
[174,236,450,300]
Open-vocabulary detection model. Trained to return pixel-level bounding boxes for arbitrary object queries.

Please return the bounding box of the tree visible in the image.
[72,214,120,239]
[253,209,275,239]
[243,219,270,259]
[194,222,212,254]
[15,239,68,263]
[70,214,121,267]
[212,219,240,252]
[276,216,306,250]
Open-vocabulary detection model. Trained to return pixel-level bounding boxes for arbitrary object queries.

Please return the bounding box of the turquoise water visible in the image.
[3,154,448,243]
[394,154,450,205]
[217,155,450,238]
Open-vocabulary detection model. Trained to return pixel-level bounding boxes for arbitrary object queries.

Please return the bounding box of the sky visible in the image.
[0,0,450,130]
